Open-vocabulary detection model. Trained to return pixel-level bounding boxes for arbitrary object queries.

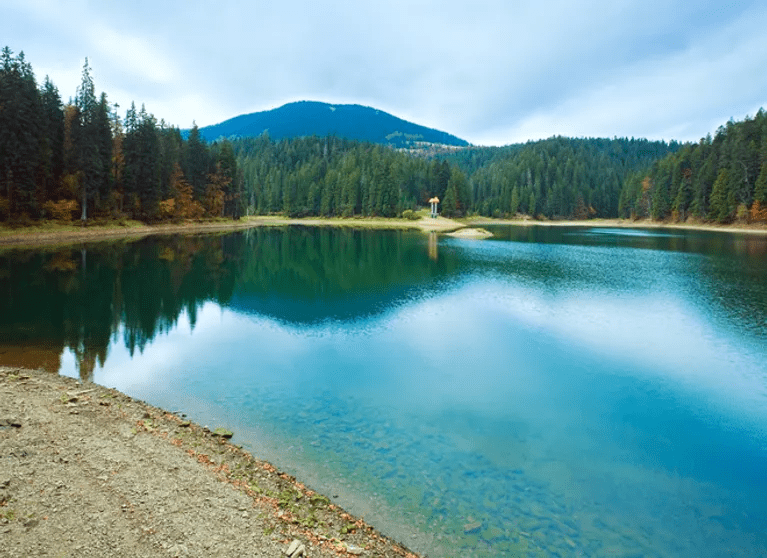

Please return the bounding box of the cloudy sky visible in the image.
[4,0,767,146]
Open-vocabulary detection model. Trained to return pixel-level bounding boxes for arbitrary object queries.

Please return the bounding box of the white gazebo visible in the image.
[428,196,440,218]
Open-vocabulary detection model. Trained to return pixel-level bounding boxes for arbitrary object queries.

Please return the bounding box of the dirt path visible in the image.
[0,367,419,558]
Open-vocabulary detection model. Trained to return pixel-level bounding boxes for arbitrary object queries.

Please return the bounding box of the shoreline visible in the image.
[464,216,767,235]
[0,216,466,248]
[1,215,765,249]
[0,366,420,558]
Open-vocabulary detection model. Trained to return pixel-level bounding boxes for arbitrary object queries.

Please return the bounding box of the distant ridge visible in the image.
[187,101,469,148]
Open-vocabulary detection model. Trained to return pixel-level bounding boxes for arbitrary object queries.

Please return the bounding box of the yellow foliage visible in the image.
[43,199,79,221]
[204,184,225,218]
[165,164,205,220]
[61,173,81,198]
[158,198,176,220]
[641,177,652,192]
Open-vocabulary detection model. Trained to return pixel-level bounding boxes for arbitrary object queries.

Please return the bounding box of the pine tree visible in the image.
[0,48,42,219]
[38,76,64,207]
[754,161,767,205]
[709,168,736,222]
[75,58,99,222]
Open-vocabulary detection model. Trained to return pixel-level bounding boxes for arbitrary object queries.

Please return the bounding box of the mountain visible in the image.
[187,101,469,147]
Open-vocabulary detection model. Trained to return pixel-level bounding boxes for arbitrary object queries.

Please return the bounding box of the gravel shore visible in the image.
[0,367,420,558]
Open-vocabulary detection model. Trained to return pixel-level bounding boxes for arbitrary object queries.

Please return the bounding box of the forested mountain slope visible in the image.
[188,101,469,148]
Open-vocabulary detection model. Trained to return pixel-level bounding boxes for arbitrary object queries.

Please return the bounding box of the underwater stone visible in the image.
[464,521,482,534]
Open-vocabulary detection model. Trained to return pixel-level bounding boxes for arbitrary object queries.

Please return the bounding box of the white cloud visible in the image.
[3,0,766,142]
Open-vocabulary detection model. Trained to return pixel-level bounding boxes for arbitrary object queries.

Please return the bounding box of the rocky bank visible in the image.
[0,367,420,558]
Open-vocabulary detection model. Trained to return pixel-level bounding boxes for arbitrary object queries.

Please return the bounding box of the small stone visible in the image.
[168,543,189,557]
[291,544,306,557]
[286,539,301,556]
[24,519,39,529]
[213,427,233,439]
[463,521,482,534]
[0,478,10,489]
[346,544,364,555]
[179,421,191,427]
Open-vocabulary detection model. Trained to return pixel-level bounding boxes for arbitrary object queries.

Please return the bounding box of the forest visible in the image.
[0,47,244,224]
[618,111,767,223]
[2,47,766,225]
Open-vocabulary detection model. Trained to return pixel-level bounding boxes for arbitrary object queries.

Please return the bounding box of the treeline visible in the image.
[235,134,469,217]
[442,137,680,219]
[235,134,680,219]
[618,110,767,223]
[0,47,243,223]
[8,46,763,226]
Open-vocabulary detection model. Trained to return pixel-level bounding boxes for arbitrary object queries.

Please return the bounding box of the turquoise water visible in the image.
[2,225,766,556]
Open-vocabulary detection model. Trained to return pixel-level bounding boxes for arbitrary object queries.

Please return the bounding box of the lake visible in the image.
[2,225,766,557]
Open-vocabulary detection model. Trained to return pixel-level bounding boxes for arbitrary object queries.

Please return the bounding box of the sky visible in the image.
[4,0,767,146]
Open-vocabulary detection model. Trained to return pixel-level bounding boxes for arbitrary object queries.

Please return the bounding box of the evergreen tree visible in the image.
[753,162,767,205]
[75,58,99,222]
[38,76,64,207]
[183,123,209,200]
[510,185,520,215]
[0,48,42,219]
[709,168,735,222]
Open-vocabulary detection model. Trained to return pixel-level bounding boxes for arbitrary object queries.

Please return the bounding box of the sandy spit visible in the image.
[0,366,420,558]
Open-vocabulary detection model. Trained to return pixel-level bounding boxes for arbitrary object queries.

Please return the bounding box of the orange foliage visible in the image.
[170,164,204,219]
[641,176,652,192]
[159,164,205,221]
[43,199,79,221]
[158,198,175,220]
[749,200,767,223]
[204,168,229,218]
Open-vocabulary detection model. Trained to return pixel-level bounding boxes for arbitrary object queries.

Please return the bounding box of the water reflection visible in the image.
[0,228,462,380]
[2,225,767,557]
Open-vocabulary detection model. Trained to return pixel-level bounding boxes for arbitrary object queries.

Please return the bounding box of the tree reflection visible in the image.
[0,228,456,380]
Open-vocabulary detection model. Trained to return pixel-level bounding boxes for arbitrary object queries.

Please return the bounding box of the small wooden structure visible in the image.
[428,196,440,218]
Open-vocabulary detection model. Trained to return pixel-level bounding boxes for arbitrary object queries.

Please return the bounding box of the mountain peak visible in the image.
[188,101,469,148]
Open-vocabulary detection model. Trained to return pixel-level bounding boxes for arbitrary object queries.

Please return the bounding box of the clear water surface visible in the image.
[2,225,766,557]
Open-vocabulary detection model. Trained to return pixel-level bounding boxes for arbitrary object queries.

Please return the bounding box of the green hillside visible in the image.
[188,101,469,148]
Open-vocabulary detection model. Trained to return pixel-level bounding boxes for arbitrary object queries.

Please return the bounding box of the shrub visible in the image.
[43,199,79,221]
[401,209,421,220]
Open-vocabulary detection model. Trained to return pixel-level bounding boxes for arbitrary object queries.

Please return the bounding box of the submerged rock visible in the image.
[463,521,482,534]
